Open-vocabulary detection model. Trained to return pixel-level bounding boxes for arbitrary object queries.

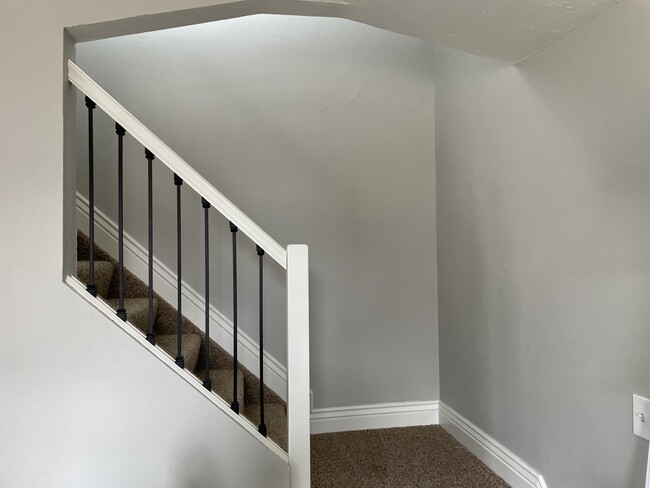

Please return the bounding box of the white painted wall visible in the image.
[9,0,637,483]
[0,2,291,487]
[435,0,650,486]
[1,288,289,488]
[74,14,438,410]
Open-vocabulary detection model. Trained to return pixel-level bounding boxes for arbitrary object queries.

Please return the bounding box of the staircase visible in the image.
[66,60,311,487]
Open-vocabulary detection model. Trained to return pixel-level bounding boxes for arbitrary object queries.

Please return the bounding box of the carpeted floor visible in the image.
[311,425,510,488]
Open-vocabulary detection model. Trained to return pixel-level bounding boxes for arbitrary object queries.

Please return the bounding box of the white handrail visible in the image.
[68,60,287,269]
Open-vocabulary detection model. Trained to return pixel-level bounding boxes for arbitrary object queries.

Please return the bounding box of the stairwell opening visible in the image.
[63,10,437,488]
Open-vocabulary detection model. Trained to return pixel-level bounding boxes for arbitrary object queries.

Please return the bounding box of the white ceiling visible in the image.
[292,0,620,63]
[70,0,622,64]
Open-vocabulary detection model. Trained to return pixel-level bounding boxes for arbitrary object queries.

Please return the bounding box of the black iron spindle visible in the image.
[174,174,184,368]
[116,124,127,321]
[230,222,240,414]
[202,197,212,391]
[257,245,267,437]
[85,96,97,297]
[145,148,156,345]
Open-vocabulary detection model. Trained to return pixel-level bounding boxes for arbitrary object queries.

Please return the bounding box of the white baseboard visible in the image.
[310,400,439,434]
[439,402,547,488]
[310,400,548,487]
[76,194,288,401]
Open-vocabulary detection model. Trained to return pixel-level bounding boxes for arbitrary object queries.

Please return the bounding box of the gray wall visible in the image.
[435,0,650,486]
[0,2,300,487]
[75,15,438,409]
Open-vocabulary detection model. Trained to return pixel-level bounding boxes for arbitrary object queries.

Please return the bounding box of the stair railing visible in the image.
[68,60,310,488]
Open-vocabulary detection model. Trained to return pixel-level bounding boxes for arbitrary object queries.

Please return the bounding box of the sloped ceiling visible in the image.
[306,0,621,63]
[68,0,621,63]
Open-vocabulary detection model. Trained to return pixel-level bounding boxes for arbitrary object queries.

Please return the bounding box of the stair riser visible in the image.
[77,261,115,298]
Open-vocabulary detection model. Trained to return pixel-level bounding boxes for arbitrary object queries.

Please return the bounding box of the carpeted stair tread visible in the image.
[77,261,114,298]
[156,334,202,372]
[106,297,158,332]
[244,403,287,451]
[206,369,245,410]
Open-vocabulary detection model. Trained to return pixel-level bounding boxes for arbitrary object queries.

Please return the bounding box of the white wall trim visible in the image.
[310,400,439,434]
[439,402,547,488]
[76,194,288,401]
[309,400,548,488]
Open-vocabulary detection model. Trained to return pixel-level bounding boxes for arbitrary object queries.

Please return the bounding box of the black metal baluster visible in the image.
[257,245,267,437]
[145,148,156,345]
[174,174,184,368]
[230,222,240,414]
[202,198,212,391]
[116,124,127,321]
[85,96,97,297]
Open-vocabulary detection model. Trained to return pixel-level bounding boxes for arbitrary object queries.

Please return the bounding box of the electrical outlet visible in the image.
[633,394,650,441]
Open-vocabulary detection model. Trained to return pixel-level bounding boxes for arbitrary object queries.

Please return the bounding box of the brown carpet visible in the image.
[311,425,510,488]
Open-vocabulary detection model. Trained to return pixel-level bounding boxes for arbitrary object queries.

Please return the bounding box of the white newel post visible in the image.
[287,245,311,488]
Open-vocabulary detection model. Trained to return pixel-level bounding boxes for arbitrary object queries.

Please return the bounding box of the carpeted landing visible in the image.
[311,425,510,488]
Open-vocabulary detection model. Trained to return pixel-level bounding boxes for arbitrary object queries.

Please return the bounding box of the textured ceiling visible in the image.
[288,0,621,63]
[68,0,621,63]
